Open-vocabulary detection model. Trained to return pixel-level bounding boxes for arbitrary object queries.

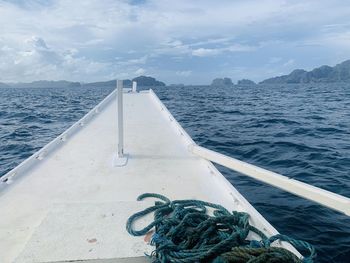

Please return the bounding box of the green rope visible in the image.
[213,247,301,263]
[126,193,316,263]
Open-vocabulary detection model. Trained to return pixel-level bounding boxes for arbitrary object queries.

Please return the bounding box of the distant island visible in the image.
[0,75,166,88]
[2,60,350,88]
[84,76,165,88]
[209,78,256,87]
[208,60,350,86]
[260,59,350,84]
[211,78,234,87]
[237,79,256,86]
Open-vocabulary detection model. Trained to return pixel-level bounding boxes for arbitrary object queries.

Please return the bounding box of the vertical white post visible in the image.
[132,81,137,93]
[117,80,124,158]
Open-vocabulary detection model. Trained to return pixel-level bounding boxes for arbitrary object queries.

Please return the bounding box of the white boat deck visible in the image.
[0,89,293,262]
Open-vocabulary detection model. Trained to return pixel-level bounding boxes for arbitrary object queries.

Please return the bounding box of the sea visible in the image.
[0,84,349,262]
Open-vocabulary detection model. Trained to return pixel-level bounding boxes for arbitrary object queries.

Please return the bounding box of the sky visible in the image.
[1,0,350,84]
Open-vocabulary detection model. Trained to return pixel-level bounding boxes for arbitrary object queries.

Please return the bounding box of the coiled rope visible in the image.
[126,193,316,263]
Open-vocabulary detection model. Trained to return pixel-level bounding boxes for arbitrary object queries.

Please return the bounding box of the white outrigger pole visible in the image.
[189,144,350,216]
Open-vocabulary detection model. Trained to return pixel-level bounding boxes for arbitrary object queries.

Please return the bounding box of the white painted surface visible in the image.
[14,202,153,263]
[0,90,298,262]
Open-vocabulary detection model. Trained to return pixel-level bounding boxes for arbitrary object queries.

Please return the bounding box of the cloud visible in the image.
[0,0,350,83]
[283,59,295,67]
[175,70,192,77]
[189,37,233,47]
[0,35,110,82]
[192,44,255,57]
[192,48,221,57]
[135,67,146,75]
[116,55,148,66]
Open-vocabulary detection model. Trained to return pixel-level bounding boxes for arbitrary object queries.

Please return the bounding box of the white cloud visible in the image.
[0,35,110,82]
[134,68,146,75]
[116,55,148,66]
[0,0,350,83]
[189,37,233,47]
[283,59,295,67]
[192,44,255,57]
[175,70,192,77]
[192,48,221,57]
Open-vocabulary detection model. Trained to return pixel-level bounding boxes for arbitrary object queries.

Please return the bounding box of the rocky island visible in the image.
[0,76,166,89]
[260,59,350,84]
[132,76,165,87]
[84,76,165,88]
[237,79,256,86]
[210,78,233,87]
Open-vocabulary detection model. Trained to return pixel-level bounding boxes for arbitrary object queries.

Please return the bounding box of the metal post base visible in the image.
[113,153,129,167]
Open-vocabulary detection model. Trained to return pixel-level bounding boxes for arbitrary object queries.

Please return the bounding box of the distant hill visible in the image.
[260,60,350,84]
[237,79,256,85]
[132,76,165,87]
[83,76,165,88]
[1,75,165,89]
[7,80,81,88]
[211,77,233,87]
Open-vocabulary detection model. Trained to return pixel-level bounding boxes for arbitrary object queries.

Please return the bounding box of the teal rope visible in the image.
[213,246,302,263]
[126,193,316,263]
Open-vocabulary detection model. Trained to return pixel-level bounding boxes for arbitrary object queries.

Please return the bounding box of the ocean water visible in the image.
[0,84,349,262]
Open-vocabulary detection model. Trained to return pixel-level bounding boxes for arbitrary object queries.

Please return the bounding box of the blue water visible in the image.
[1,84,349,262]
